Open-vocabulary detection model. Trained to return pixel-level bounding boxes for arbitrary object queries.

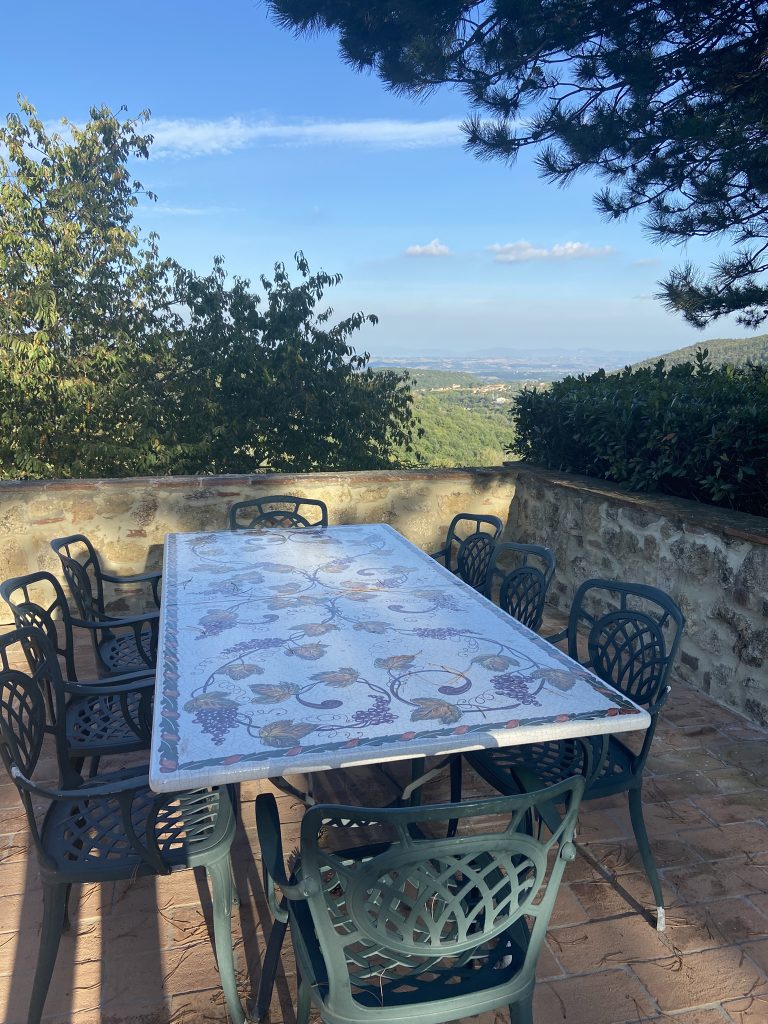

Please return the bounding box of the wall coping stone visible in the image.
[0,465,517,493]
[503,461,768,547]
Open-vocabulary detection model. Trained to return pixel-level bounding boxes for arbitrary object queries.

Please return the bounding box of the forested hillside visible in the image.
[631,334,768,371]
[387,369,523,467]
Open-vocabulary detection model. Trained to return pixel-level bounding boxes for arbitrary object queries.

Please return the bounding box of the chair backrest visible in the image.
[299,777,583,1017]
[0,571,79,682]
[0,627,78,818]
[50,534,105,620]
[228,495,329,530]
[443,513,503,589]
[489,542,556,631]
[567,579,685,710]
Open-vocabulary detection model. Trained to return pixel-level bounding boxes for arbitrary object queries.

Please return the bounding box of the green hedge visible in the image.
[510,351,768,516]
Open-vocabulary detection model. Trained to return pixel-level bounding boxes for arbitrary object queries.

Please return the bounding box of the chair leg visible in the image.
[296,975,311,1024]
[62,883,73,932]
[509,995,533,1024]
[28,882,68,1024]
[628,786,665,931]
[447,755,462,837]
[206,855,245,1024]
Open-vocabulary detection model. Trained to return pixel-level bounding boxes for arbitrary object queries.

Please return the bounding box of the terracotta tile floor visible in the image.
[2,637,768,1024]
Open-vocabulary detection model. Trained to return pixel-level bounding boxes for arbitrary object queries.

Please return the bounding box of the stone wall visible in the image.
[504,463,768,727]
[2,464,766,726]
[0,468,517,615]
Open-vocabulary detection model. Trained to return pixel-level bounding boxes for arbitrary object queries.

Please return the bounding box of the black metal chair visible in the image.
[256,776,584,1024]
[228,495,329,530]
[431,513,503,591]
[485,541,556,631]
[465,579,684,931]
[0,627,245,1024]
[49,539,159,676]
[0,572,154,778]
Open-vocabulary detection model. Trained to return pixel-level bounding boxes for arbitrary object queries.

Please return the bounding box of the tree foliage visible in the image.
[511,351,768,514]
[0,100,418,479]
[270,1,768,328]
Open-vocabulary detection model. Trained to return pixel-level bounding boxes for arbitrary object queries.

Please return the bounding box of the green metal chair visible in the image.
[431,513,504,592]
[48,538,159,675]
[0,626,245,1024]
[0,572,154,779]
[228,494,329,530]
[485,542,556,632]
[255,776,584,1024]
[465,579,684,931]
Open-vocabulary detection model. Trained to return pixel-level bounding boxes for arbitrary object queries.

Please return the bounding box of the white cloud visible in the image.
[404,238,453,257]
[148,116,462,158]
[138,203,231,216]
[488,240,614,263]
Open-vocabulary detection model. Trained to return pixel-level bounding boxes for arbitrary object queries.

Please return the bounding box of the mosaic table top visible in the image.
[149,524,650,792]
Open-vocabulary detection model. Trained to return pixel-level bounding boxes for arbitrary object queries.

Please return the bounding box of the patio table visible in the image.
[149,523,650,794]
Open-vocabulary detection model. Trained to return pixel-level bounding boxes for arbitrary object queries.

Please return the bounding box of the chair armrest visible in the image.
[256,793,317,906]
[63,676,155,697]
[101,571,162,585]
[73,668,157,687]
[12,764,150,799]
[430,547,448,561]
[543,627,567,645]
[71,610,159,630]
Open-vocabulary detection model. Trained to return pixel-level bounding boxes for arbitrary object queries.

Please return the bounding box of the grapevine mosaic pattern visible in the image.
[151,525,646,792]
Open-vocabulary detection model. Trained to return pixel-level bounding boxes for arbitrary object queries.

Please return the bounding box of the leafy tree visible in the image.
[0,99,419,479]
[0,98,176,478]
[270,1,768,328]
[168,253,419,473]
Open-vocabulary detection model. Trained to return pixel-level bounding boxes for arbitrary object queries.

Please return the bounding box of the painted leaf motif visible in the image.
[250,682,299,704]
[354,621,391,634]
[184,692,239,712]
[410,698,462,724]
[253,561,295,574]
[221,663,264,680]
[270,583,303,594]
[310,668,360,687]
[260,720,316,747]
[286,643,329,661]
[198,610,238,635]
[540,669,582,691]
[375,654,417,671]
[321,558,353,573]
[474,655,518,671]
[297,623,338,636]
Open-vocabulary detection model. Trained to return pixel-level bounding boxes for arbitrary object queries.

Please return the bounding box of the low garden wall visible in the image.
[504,463,768,727]
[1,464,766,726]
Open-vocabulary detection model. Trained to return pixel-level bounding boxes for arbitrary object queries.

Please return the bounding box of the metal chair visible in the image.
[48,539,159,676]
[228,495,329,530]
[431,513,503,591]
[465,579,684,931]
[485,542,556,631]
[256,776,583,1024]
[0,572,154,779]
[0,627,245,1024]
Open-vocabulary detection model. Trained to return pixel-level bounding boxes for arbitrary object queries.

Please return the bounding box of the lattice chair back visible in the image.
[0,572,80,684]
[228,495,329,530]
[50,534,105,621]
[488,542,556,631]
[567,579,684,712]
[0,628,78,836]
[295,777,583,1020]
[438,513,503,590]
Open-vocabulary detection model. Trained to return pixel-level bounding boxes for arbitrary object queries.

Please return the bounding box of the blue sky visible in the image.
[0,1,757,359]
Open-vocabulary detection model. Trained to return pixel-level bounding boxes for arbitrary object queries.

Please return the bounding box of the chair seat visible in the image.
[466,734,639,801]
[98,630,153,673]
[288,848,531,1011]
[65,690,149,754]
[41,778,235,883]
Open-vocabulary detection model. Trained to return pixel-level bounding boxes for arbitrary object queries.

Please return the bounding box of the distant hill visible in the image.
[630,333,768,371]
